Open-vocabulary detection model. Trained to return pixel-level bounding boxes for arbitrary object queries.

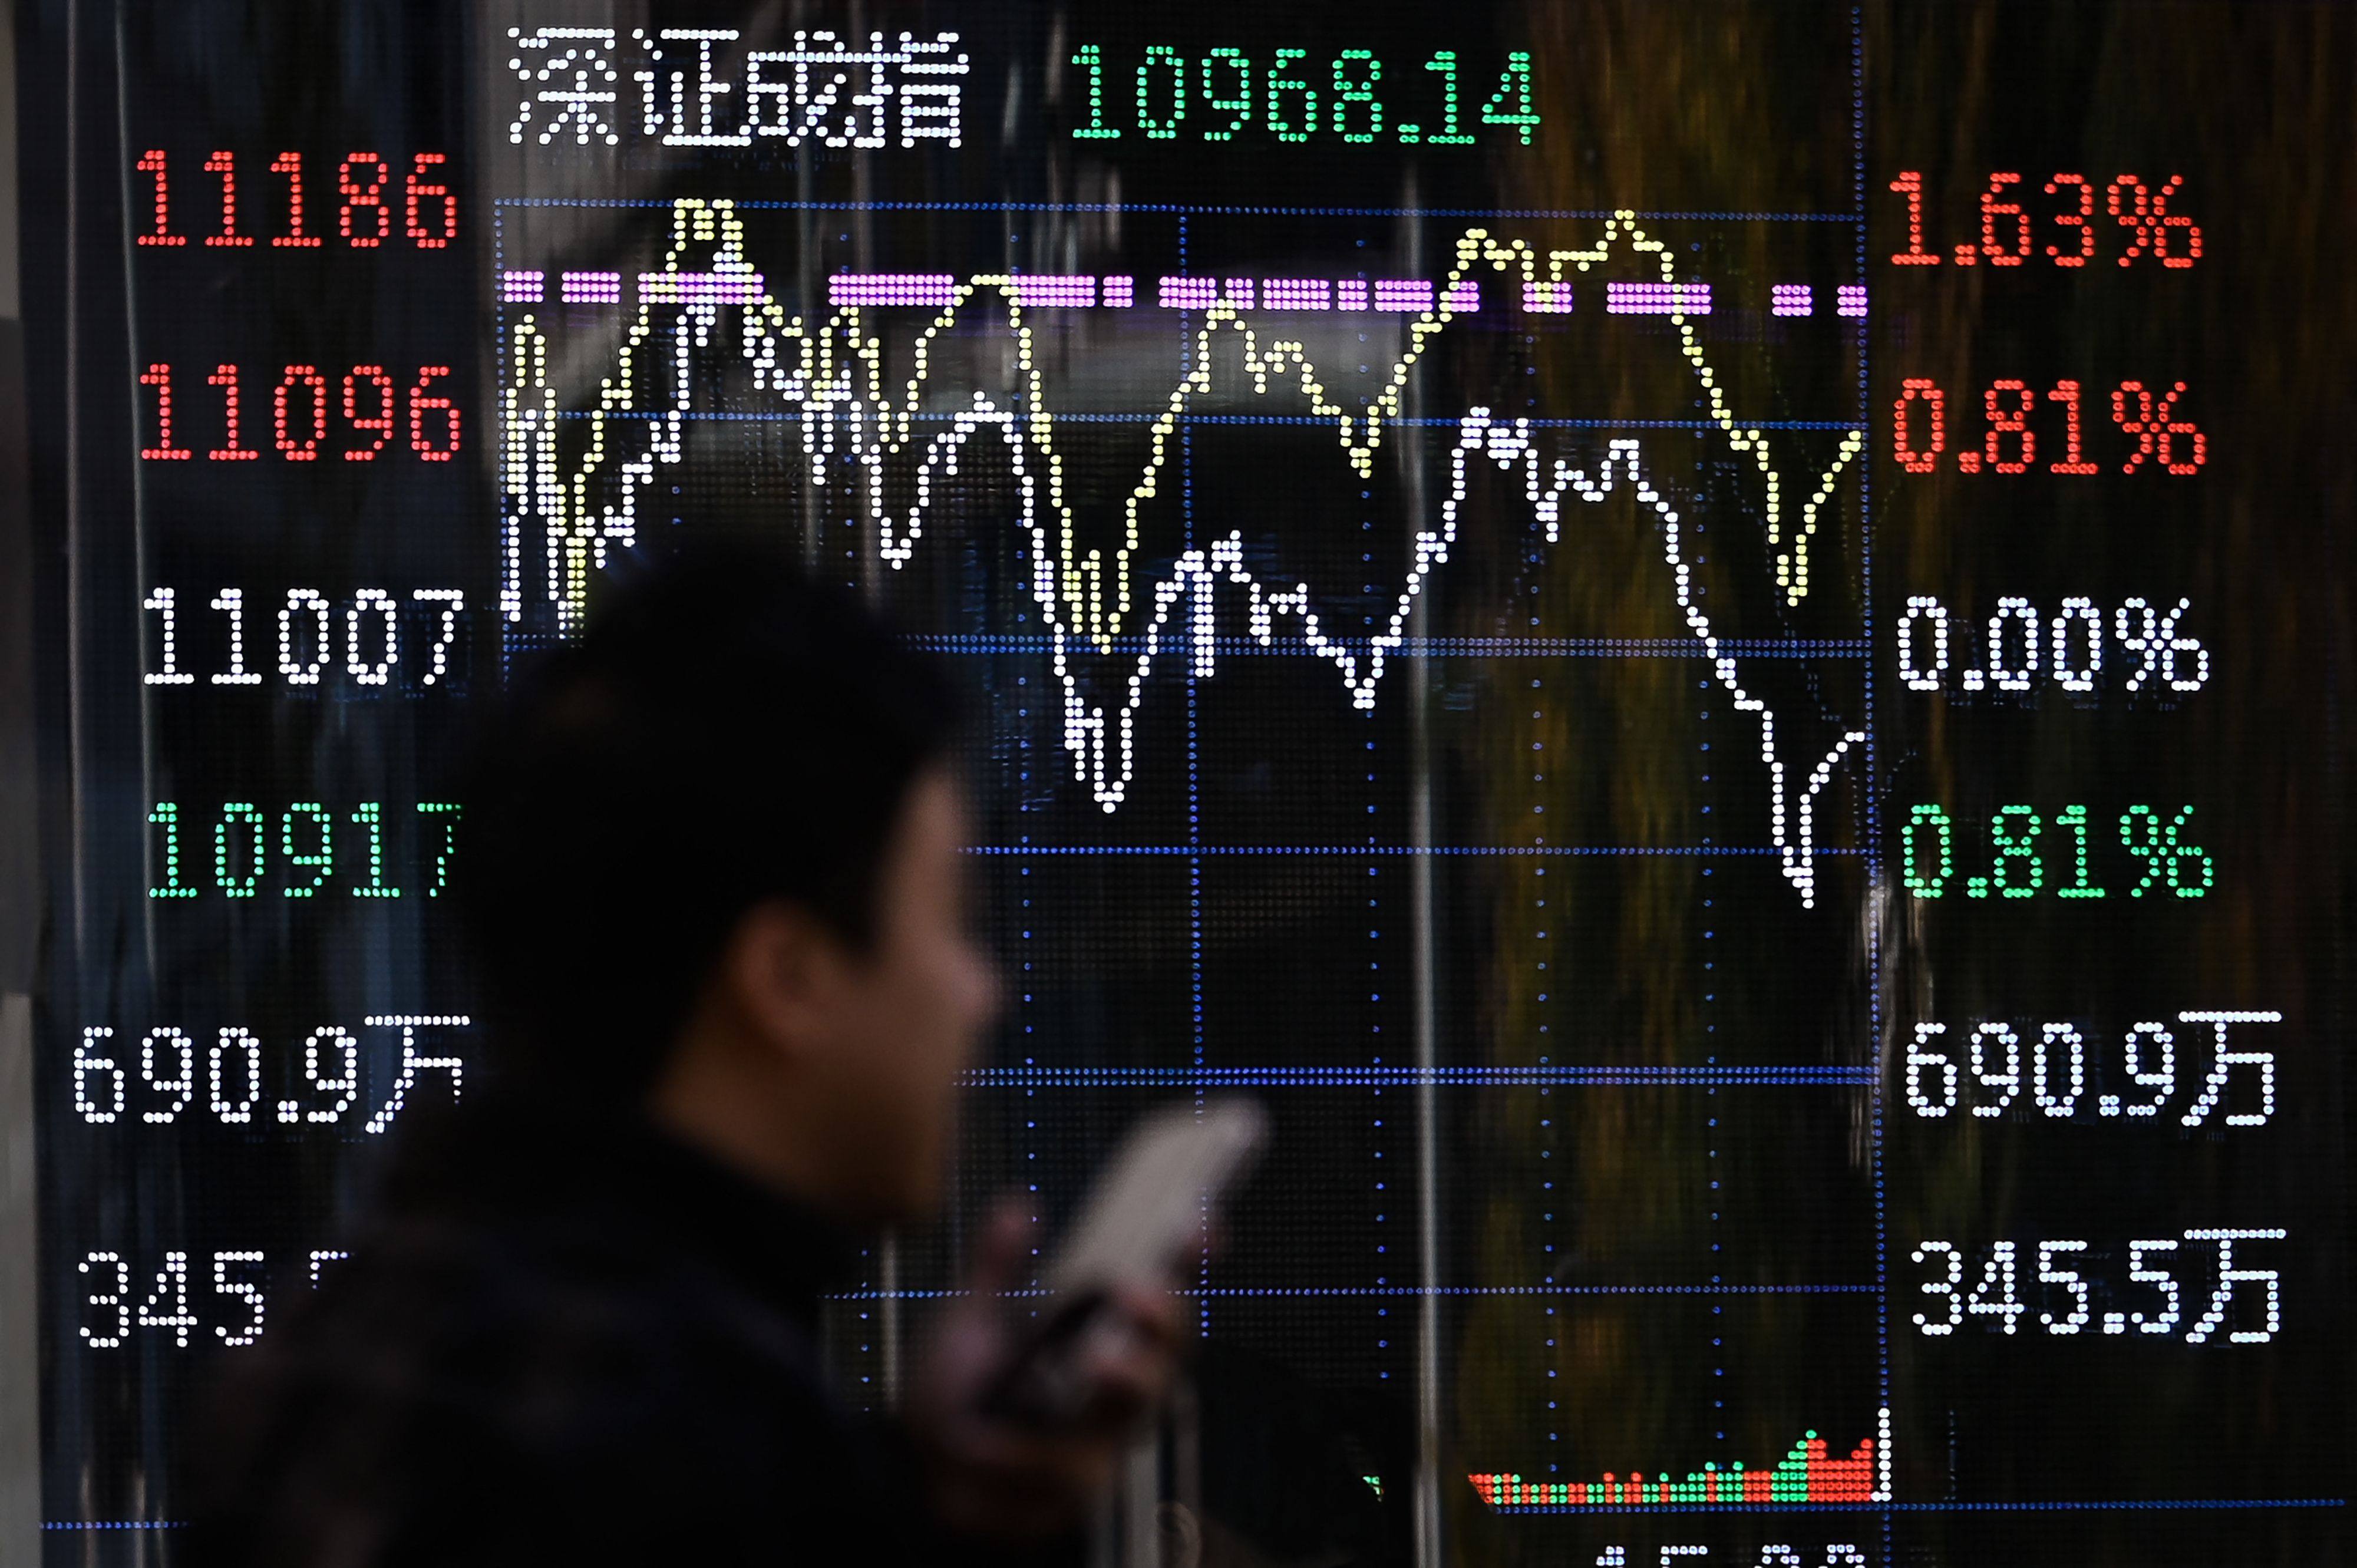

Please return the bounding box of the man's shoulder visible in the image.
[183,1101,922,1566]
[245,1196,825,1435]
[187,1199,861,1566]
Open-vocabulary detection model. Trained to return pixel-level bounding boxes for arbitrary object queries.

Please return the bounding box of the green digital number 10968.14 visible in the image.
[1069,45,1537,146]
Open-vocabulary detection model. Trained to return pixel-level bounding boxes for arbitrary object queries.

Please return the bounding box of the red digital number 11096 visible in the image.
[140,364,460,463]
[134,150,454,250]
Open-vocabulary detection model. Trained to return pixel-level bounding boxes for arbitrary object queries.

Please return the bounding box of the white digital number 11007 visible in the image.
[142,586,466,689]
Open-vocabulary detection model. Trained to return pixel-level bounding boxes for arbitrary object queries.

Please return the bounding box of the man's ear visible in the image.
[717,900,853,1056]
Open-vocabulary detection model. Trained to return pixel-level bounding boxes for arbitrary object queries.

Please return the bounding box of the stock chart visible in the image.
[17,2,2352,1563]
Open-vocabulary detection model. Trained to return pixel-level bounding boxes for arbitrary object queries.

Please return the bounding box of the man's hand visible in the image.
[906,1199,1186,1540]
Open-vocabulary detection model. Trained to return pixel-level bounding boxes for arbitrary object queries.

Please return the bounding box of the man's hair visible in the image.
[456,546,961,1099]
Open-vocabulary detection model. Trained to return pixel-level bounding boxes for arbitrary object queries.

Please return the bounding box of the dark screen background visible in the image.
[18,2,2351,1562]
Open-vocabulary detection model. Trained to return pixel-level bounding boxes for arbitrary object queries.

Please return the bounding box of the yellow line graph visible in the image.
[500,198,1864,638]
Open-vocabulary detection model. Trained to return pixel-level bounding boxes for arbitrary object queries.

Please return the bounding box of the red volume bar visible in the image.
[1471,1421,1886,1510]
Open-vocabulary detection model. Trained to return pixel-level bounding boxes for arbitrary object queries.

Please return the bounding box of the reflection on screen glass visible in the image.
[15,3,2351,1563]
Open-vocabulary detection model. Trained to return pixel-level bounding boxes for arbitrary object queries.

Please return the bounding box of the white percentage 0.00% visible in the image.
[1898,595,2207,696]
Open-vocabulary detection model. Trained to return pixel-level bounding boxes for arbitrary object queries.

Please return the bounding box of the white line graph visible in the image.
[500,199,1865,902]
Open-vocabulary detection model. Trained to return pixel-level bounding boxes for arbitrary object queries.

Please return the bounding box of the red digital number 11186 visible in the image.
[134,150,454,250]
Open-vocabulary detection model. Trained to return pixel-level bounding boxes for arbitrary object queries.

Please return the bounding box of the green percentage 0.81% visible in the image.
[1901,804,2214,901]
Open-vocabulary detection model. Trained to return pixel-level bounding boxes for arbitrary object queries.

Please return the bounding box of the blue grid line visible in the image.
[494,197,1860,222]
[964,1066,1869,1088]
[916,635,1866,658]
[1181,210,1214,1339]
[831,1283,1876,1301]
[43,1521,184,1531]
[1851,15,1891,1557]
[964,845,1864,857]
[554,410,1861,432]
[1484,1498,2348,1516]
[53,1497,2344,1530]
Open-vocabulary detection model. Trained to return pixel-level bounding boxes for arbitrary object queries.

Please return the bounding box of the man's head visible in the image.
[459,547,999,1224]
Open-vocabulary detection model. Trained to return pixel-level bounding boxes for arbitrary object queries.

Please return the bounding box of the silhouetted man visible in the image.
[189,549,1180,1564]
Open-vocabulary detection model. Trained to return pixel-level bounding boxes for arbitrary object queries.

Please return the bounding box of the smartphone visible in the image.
[982,1097,1267,1425]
